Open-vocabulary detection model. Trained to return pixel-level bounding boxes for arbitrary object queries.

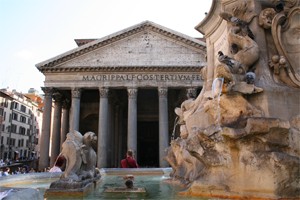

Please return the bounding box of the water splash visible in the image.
[212,78,224,130]
[212,78,224,98]
[171,116,179,140]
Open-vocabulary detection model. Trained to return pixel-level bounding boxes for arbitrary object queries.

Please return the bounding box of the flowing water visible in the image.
[212,77,224,130]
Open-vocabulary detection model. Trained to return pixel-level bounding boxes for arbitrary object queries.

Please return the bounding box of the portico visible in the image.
[36,21,206,169]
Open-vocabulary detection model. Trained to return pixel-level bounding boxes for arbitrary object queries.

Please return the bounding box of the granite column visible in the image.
[158,87,169,167]
[38,87,53,171]
[97,87,109,168]
[50,92,62,167]
[127,88,138,156]
[70,88,81,132]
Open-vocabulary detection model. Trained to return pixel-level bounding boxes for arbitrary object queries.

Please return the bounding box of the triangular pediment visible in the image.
[36,21,206,73]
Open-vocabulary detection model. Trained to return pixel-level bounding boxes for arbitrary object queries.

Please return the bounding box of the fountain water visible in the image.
[171,116,179,140]
[212,77,224,131]
[0,168,211,199]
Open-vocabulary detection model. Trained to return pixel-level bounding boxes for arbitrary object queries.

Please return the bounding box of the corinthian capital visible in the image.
[41,87,54,97]
[99,87,109,98]
[127,88,138,99]
[186,88,197,98]
[52,91,63,103]
[71,88,81,98]
[158,87,168,98]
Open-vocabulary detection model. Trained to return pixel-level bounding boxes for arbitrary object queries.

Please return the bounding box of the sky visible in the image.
[0,0,212,94]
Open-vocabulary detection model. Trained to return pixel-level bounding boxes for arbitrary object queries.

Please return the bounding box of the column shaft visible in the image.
[60,100,70,149]
[38,87,53,171]
[70,88,81,132]
[97,87,109,168]
[127,88,138,155]
[50,93,62,167]
[158,87,169,167]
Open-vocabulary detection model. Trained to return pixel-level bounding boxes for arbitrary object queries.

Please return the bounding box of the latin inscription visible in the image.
[82,74,202,82]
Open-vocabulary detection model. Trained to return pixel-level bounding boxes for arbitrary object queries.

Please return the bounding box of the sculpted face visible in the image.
[83,131,97,146]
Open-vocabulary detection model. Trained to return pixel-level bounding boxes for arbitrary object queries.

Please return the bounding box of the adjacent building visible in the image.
[0,88,43,162]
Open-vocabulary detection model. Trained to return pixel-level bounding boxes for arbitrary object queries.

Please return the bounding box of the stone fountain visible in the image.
[165,0,300,199]
[44,131,101,198]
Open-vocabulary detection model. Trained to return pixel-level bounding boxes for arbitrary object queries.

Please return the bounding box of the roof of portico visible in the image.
[36,20,206,73]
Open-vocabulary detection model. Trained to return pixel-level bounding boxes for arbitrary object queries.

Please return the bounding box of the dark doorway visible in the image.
[137,121,159,167]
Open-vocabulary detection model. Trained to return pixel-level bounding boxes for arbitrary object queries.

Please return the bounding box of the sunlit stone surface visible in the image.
[166,0,300,199]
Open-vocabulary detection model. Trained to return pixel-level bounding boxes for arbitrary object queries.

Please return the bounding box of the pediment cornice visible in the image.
[36,21,206,72]
[42,66,203,73]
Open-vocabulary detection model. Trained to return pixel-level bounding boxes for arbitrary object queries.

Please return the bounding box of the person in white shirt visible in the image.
[49,156,65,172]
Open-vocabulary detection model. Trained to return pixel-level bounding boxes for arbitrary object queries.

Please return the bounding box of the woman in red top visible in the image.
[121,150,139,168]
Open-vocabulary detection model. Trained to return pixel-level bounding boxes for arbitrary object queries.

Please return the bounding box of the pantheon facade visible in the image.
[36,21,206,169]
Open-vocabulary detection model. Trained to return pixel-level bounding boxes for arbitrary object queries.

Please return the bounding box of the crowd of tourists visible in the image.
[0,149,138,177]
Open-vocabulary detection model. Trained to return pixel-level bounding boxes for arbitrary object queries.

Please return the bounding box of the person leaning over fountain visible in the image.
[121,150,139,168]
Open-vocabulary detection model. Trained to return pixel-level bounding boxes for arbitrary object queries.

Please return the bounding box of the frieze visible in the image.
[82,74,202,82]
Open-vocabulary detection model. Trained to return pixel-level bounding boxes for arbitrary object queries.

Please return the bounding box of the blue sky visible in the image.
[0,0,212,94]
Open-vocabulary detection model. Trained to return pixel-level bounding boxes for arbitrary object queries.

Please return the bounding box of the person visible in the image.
[49,156,65,172]
[121,150,139,168]
[125,179,134,189]
[2,167,10,176]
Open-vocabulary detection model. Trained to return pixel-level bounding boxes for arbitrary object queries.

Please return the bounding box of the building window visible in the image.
[18,139,24,147]
[27,129,31,136]
[1,125,4,132]
[4,100,8,108]
[7,138,16,146]
[12,113,18,121]
[20,115,26,123]
[21,105,26,113]
[13,102,19,110]
[19,126,26,135]
[0,108,3,116]
[10,124,17,133]
[0,100,8,107]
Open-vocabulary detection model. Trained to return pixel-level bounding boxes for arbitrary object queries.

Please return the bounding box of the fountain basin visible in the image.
[0,168,206,200]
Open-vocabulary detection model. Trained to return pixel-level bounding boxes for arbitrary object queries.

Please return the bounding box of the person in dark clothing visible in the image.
[125,179,134,189]
[121,150,139,168]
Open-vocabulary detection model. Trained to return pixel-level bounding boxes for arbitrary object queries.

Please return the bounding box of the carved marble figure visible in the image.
[48,131,100,191]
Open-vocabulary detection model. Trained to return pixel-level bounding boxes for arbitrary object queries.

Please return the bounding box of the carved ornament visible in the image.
[99,87,109,98]
[127,88,138,99]
[261,4,300,88]
[71,88,82,98]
